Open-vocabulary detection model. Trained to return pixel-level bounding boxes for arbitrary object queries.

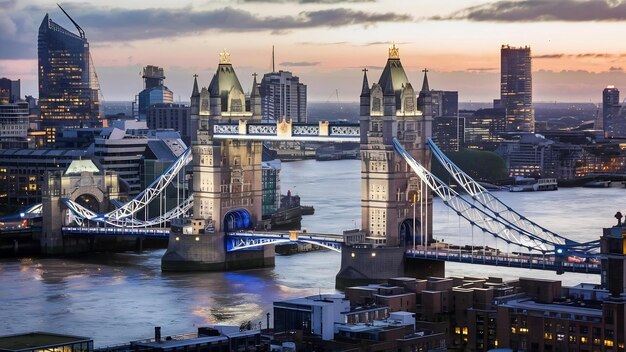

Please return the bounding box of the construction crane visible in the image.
[325,89,343,114]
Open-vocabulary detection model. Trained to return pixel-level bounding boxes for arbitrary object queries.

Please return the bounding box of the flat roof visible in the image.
[502,298,602,317]
[0,332,91,351]
[134,335,228,349]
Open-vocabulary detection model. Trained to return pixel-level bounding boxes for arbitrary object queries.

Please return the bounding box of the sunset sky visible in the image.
[4,0,626,102]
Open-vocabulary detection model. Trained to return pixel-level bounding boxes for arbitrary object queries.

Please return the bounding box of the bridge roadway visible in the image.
[58,227,601,274]
[62,226,170,238]
[225,231,344,252]
[406,247,601,274]
[211,121,360,143]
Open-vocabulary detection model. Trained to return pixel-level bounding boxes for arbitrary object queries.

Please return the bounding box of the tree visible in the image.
[432,149,508,183]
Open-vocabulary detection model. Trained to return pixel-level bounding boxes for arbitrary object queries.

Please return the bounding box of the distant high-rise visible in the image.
[0,78,21,104]
[38,6,102,141]
[417,69,462,151]
[259,70,307,122]
[138,65,174,119]
[602,85,620,134]
[146,103,191,145]
[501,45,533,132]
[0,101,29,148]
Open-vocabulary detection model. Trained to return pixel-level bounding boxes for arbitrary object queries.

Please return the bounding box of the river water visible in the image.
[0,159,623,345]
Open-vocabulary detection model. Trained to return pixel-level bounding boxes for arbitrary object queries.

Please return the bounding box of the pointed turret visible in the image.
[360,68,371,117]
[251,73,260,97]
[192,74,200,97]
[250,73,261,118]
[190,74,201,143]
[207,49,246,115]
[378,43,409,113]
[417,68,433,117]
[360,68,370,97]
[421,68,430,93]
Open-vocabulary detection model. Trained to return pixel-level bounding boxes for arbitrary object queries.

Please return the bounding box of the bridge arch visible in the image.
[399,218,421,246]
[75,193,100,213]
[223,208,253,233]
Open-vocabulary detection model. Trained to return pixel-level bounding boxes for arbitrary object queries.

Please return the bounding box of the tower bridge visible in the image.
[10,45,606,284]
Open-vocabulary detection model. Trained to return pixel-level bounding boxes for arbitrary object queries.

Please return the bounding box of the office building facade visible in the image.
[464,108,506,151]
[138,65,174,119]
[0,102,29,148]
[259,71,307,122]
[94,120,187,196]
[417,70,462,151]
[501,45,533,132]
[0,149,87,206]
[0,78,20,104]
[38,9,102,143]
[146,103,191,145]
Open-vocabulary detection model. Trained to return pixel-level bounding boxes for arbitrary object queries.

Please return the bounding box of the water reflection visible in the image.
[0,160,623,345]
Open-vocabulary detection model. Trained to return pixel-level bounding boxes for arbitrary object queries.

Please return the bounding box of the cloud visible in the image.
[534,52,626,59]
[348,65,384,70]
[466,67,497,72]
[2,4,412,59]
[0,0,41,59]
[60,6,413,42]
[533,54,565,59]
[297,40,410,47]
[432,0,626,22]
[279,61,320,67]
[298,41,349,46]
[576,53,613,58]
[240,0,374,3]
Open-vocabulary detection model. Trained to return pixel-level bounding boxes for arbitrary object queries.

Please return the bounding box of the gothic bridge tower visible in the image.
[337,44,435,286]
[162,50,272,271]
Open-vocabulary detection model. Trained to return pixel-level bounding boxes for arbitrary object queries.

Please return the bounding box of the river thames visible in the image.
[0,159,622,345]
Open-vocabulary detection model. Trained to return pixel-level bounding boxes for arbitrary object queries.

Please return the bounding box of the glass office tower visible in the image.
[38,7,102,143]
[501,45,533,132]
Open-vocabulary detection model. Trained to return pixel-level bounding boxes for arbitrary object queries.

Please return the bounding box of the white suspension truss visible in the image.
[226,232,343,252]
[393,138,554,253]
[22,203,42,218]
[63,147,192,223]
[105,147,192,220]
[63,195,193,228]
[426,138,571,246]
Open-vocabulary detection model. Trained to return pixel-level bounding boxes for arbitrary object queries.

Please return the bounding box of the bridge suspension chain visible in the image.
[394,138,555,253]
[426,138,572,246]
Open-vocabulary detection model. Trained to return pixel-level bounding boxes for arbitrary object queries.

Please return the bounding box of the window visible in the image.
[372,97,381,112]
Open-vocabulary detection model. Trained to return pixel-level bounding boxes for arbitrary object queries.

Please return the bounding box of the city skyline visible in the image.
[4,0,626,102]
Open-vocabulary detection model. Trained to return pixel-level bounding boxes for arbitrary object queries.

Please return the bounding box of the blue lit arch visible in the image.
[223,208,253,233]
[399,218,421,246]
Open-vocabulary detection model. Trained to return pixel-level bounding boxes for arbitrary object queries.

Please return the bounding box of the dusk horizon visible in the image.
[4,0,626,102]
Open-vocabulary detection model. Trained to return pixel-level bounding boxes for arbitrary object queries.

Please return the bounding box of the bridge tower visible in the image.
[40,160,129,254]
[162,51,273,271]
[337,44,437,286]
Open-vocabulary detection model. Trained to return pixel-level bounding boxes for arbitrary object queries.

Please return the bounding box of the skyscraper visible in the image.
[602,85,620,134]
[0,78,21,104]
[137,65,174,119]
[259,70,307,122]
[501,45,533,132]
[38,5,102,143]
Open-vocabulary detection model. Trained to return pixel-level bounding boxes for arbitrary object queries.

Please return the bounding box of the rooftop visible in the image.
[501,297,603,317]
[64,159,100,175]
[0,332,91,352]
[133,335,228,349]
[0,148,87,158]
